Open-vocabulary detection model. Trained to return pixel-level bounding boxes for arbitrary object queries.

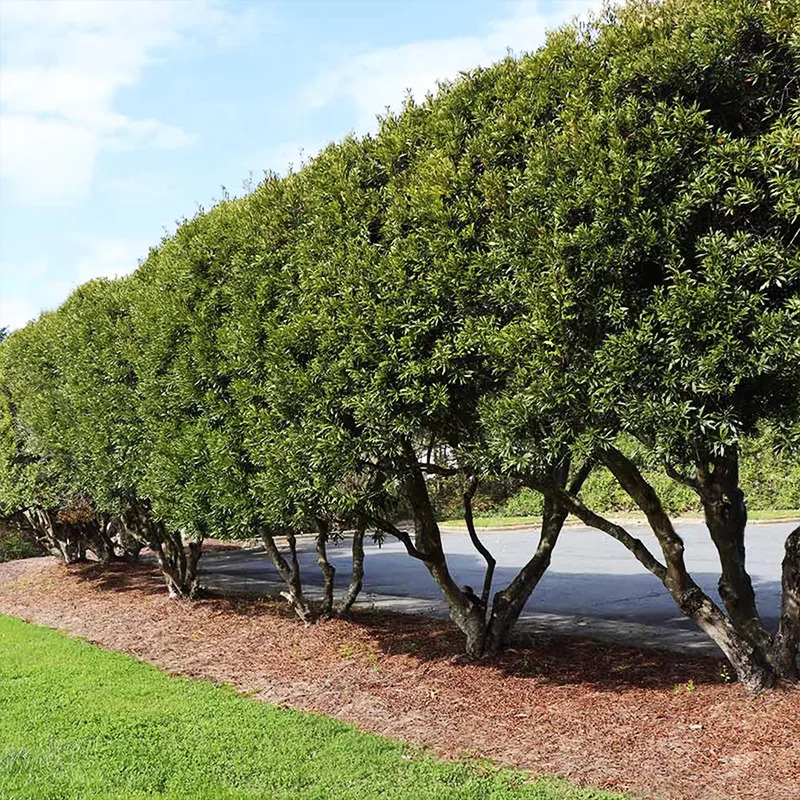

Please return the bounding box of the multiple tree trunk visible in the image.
[371,447,596,660]
[20,507,87,564]
[260,521,368,624]
[532,446,799,693]
[119,500,203,598]
[12,447,798,694]
[261,528,313,622]
[16,499,203,599]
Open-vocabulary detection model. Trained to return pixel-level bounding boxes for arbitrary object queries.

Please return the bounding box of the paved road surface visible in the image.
[200,521,795,652]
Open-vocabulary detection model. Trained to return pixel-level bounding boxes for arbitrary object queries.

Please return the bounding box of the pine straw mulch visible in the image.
[0,557,797,800]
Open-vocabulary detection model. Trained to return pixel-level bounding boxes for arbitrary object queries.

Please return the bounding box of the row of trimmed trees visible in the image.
[1,0,798,692]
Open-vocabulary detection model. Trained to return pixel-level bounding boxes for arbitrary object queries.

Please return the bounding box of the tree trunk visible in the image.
[697,452,772,655]
[400,448,486,657]
[484,458,593,655]
[774,525,800,681]
[153,529,202,599]
[23,508,85,565]
[112,513,143,562]
[484,498,567,654]
[261,528,312,622]
[315,519,336,617]
[337,525,365,615]
[122,540,142,563]
[84,520,116,565]
[600,446,777,692]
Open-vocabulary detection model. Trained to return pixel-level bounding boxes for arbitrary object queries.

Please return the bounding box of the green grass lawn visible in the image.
[440,515,546,529]
[440,509,800,529]
[0,614,624,800]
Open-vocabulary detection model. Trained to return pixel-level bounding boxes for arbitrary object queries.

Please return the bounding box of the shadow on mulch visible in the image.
[66,559,167,595]
[355,611,724,692]
[66,560,725,693]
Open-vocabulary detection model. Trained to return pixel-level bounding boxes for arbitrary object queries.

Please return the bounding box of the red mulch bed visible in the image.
[1,557,797,800]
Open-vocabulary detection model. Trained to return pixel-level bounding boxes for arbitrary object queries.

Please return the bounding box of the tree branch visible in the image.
[463,475,496,612]
[418,463,463,477]
[568,458,595,496]
[371,515,435,563]
[664,461,700,491]
[530,477,668,582]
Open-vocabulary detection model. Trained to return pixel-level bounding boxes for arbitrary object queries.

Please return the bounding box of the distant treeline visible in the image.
[434,433,800,519]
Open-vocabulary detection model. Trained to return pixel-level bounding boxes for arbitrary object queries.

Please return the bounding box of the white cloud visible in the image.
[0,0,265,207]
[0,237,150,330]
[72,235,150,284]
[104,172,174,202]
[305,0,602,131]
[0,294,40,332]
[251,139,329,178]
[1,115,99,203]
[0,256,72,330]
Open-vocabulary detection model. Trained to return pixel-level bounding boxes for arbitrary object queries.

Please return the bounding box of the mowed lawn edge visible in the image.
[0,614,627,800]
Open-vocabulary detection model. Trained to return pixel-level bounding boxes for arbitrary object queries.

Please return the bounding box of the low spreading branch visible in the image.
[371,514,435,563]
[531,478,668,581]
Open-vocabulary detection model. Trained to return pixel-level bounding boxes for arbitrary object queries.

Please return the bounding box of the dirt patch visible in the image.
[1,557,798,800]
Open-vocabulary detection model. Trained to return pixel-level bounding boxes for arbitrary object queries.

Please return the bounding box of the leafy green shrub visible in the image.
[0,522,42,562]
[501,487,544,517]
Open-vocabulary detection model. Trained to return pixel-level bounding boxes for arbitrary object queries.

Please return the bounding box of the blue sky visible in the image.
[0,0,598,331]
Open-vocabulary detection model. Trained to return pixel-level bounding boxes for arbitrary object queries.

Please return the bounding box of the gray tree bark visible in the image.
[152,528,202,599]
[526,451,779,692]
[122,500,202,598]
[381,444,487,657]
[260,528,312,622]
[483,458,593,655]
[597,446,777,692]
[315,519,336,617]
[337,525,365,615]
[694,451,771,654]
[484,496,566,655]
[23,507,86,564]
[774,525,800,681]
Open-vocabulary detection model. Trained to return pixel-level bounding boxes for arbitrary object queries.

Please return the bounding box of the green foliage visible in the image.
[498,487,546,519]
[0,615,626,800]
[0,0,797,612]
[434,430,799,520]
[0,522,42,562]
[739,429,800,511]
[477,0,800,478]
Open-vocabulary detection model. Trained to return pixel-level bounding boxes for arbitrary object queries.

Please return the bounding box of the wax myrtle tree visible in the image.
[0,316,99,563]
[122,204,266,598]
[124,171,381,613]
[238,52,607,654]
[249,130,500,652]
[0,278,206,585]
[38,279,149,565]
[481,0,800,690]
[196,151,402,621]
[313,13,629,654]
[47,276,210,585]
[583,113,800,686]
[582,0,800,689]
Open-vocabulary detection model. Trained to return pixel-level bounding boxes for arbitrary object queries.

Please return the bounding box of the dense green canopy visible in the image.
[1,0,798,689]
